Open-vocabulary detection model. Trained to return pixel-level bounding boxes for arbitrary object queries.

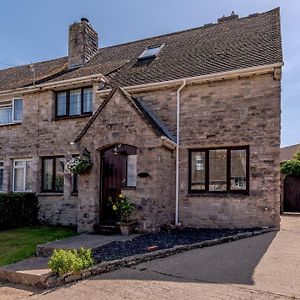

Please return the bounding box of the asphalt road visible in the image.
[1,215,300,300]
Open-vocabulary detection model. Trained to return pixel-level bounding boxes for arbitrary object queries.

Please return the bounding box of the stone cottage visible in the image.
[0,8,283,232]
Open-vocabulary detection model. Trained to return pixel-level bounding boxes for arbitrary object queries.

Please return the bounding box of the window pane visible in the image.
[0,164,3,191]
[127,155,137,187]
[43,159,53,190]
[13,99,23,121]
[231,149,247,190]
[25,161,32,191]
[55,158,64,192]
[191,152,206,191]
[14,168,24,191]
[14,161,24,167]
[139,45,163,60]
[83,88,93,113]
[56,92,67,116]
[72,174,78,193]
[69,89,81,116]
[0,107,12,124]
[209,149,227,192]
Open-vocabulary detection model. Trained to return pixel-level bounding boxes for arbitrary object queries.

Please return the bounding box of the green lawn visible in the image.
[0,226,77,266]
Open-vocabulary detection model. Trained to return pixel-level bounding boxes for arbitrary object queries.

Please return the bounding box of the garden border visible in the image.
[37,227,276,288]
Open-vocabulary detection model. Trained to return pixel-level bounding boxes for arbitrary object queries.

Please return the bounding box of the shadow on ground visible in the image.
[88,231,277,286]
[0,231,278,299]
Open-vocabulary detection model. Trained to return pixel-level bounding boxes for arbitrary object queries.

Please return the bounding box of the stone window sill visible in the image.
[0,122,22,127]
[186,192,249,197]
[38,192,64,196]
[122,187,136,191]
[54,113,92,121]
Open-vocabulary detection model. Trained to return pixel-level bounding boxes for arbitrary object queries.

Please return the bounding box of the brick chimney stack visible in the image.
[68,18,98,69]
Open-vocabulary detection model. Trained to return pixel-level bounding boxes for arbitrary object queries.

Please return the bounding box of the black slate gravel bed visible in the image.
[93,227,261,262]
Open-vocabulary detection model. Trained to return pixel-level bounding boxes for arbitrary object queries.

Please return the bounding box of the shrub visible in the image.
[280,159,300,177]
[0,193,39,230]
[293,149,300,161]
[48,248,95,276]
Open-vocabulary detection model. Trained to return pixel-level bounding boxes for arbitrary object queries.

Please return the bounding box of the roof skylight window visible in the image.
[138,44,164,61]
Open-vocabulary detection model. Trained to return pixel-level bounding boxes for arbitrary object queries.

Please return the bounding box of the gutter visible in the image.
[96,63,283,95]
[161,136,177,150]
[175,80,186,226]
[0,74,104,97]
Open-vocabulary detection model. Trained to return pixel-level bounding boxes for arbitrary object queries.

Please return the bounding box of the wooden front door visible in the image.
[100,144,136,222]
[283,175,300,212]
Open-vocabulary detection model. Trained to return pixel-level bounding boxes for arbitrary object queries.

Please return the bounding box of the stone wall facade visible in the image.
[0,69,281,231]
[133,72,281,229]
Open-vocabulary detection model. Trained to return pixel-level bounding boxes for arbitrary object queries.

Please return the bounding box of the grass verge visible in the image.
[0,226,76,266]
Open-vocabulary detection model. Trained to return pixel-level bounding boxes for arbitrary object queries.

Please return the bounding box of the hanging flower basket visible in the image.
[66,152,93,175]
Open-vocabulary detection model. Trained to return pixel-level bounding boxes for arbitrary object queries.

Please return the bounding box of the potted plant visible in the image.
[108,194,136,235]
[66,150,93,175]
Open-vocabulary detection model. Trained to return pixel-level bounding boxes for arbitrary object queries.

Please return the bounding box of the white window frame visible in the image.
[0,160,4,192]
[13,159,32,192]
[0,98,23,125]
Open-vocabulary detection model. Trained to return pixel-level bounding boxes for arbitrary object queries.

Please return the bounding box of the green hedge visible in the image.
[0,193,39,230]
[281,159,300,177]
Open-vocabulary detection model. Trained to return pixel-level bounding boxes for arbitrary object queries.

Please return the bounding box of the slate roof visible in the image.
[0,8,282,92]
[75,87,175,142]
[280,144,300,162]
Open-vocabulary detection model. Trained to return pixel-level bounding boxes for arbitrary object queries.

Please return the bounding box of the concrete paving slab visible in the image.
[1,215,300,299]
[36,233,139,257]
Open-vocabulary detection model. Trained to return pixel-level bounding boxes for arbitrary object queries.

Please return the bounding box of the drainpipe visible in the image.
[175,80,186,226]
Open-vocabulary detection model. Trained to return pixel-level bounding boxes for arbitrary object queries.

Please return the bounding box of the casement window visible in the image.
[42,157,65,192]
[0,99,23,125]
[0,161,4,191]
[72,174,78,194]
[56,87,93,118]
[13,159,32,192]
[189,146,249,194]
[126,155,137,187]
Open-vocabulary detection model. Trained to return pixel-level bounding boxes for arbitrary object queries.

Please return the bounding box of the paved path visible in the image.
[1,215,300,299]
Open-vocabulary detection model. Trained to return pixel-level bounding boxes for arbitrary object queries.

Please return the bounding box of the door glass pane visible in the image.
[43,159,53,190]
[83,88,93,113]
[191,152,206,191]
[231,149,247,190]
[127,155,137,187]
[14,168,24,191]
[0,107,12,124]
[69,89,81,116]
[13,99,23,121]
[25,161,32,191]
[55,158,64,192]
[209,149,227,191]
[56,92,67,116]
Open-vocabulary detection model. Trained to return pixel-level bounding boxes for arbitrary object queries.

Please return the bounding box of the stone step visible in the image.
[93,223,120,235]
[0,257,50,287]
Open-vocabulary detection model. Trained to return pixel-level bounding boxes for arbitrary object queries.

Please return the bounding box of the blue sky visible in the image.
[0,0,299,147]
